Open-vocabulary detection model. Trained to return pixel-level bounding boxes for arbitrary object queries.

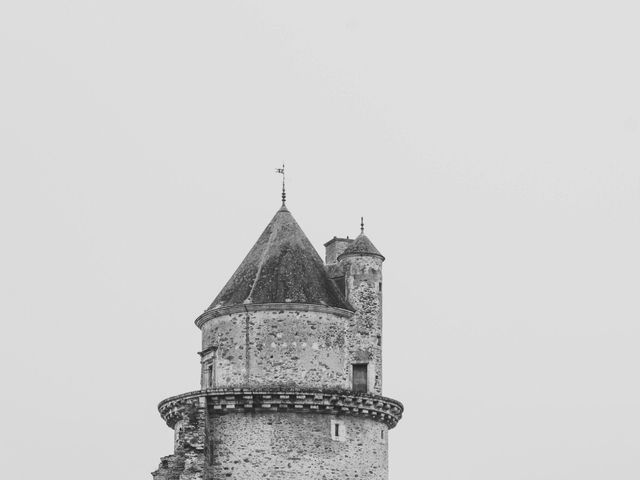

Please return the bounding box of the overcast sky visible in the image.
[1,2,639,479]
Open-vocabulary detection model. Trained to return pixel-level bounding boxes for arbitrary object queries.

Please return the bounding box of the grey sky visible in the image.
[1,2,639,479]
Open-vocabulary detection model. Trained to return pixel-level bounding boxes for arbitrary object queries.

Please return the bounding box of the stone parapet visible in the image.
[159,388,404,429]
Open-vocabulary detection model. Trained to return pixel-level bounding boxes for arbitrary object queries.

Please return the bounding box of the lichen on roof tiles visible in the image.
[338,233,384,261]
[207,205,353,312]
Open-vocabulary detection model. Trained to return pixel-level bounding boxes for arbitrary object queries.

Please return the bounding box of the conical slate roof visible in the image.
[338,233,385,261]
[207,205,353,312]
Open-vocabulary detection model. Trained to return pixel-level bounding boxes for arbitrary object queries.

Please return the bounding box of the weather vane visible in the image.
[361,216,364,234]
[275,164,286,205]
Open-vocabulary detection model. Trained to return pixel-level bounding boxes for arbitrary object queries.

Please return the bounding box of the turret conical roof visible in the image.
[207,205,353,313]
[337,233,385,261]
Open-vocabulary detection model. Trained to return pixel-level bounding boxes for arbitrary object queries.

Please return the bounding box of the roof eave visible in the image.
[195,302,355,329]
[336,251,386,262]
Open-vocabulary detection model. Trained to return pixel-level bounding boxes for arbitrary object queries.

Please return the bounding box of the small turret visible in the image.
[326,219,385,395]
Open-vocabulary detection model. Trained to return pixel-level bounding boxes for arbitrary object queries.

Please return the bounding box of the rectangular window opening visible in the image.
[207,364,214,388]
[352,363,368,393]
[201,346,218,390]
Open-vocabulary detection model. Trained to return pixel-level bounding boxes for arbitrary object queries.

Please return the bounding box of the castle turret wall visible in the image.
[199,306,354,390]
[206,412,388,480]
[340,255,384,395]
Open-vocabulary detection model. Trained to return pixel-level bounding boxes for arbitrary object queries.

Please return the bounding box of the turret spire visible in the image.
[275,164,286,205]
[337,219,385,262]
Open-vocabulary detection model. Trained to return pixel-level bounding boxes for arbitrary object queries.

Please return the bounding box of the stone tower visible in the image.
[152,202,403,480]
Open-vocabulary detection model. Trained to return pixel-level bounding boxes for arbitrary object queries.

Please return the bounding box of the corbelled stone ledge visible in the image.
[158,388,404,429]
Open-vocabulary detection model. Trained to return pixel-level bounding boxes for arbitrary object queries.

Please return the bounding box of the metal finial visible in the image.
[275,164,286,205]
[360,216,364,234]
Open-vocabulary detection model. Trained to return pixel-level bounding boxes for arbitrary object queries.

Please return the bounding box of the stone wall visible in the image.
[198,267,383,396]
[199,308,353,390]
[152,397,206,480]
[341,255,384,395]
[207,412,388,480]
[154,389,402,480]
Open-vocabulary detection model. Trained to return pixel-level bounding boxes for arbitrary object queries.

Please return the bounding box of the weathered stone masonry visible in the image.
[152,204,403,479]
